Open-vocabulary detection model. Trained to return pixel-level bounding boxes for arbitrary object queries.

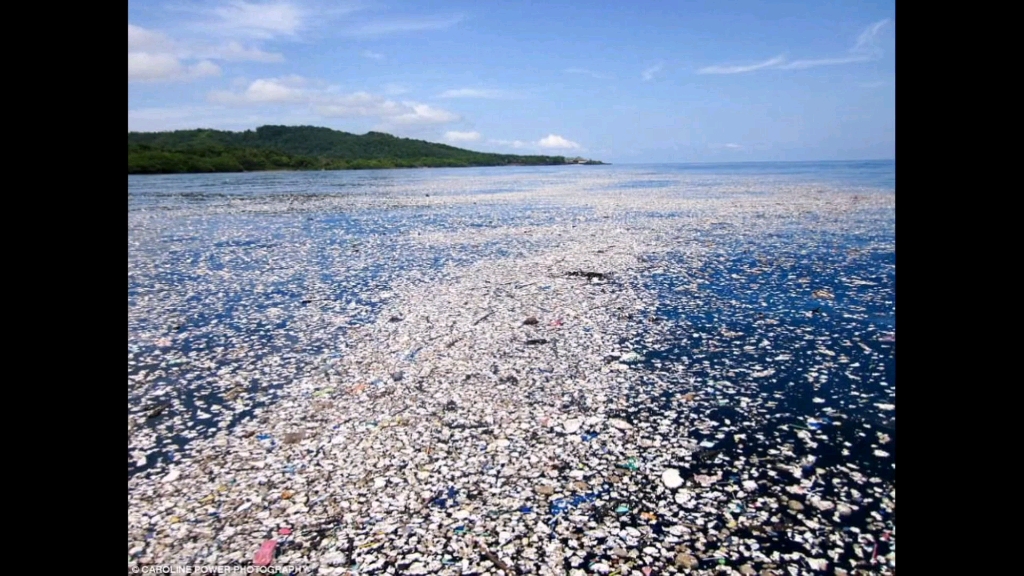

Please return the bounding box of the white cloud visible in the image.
[210,41,285,63]
[345,14,465,37]
[190,60,223,78]
[489,134,583,151]
[128,24,175,53]
[444,131,481,142]
[439,88,510,99]
[698,55,785,75]
[777,56,870,70]
[127,2,305,83]
[698,19,891,74]
[211,1,304,39]
[537,134,580,149]
[642,62,663,81]
[129,4,468,86]
[853,19,890,56]
[315,93,406,117]
[206,77,461,127]
[128,23,282,83]
[388,103,460,125]
[190,3,461,39]
[128,52,221,82]
[128,52,182,81]
[774,18,890,70]
[209,76,306,103]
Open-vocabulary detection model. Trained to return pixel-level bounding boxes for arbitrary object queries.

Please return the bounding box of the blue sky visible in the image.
[128,0,895,162]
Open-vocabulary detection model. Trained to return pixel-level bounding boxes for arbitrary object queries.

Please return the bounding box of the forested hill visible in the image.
[128,125,582,174]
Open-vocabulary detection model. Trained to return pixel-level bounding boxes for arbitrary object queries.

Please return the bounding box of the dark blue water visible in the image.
[605,221,895,571]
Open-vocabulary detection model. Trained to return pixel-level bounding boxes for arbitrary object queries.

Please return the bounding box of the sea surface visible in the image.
[128,160,894,485]
[129,160,895,570]
[128,160,894,200]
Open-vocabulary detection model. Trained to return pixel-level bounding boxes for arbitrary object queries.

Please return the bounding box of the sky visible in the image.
[128,0,895,163]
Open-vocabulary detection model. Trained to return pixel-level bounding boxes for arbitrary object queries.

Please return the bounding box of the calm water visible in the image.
[128,160,894,199]
[629,160,894,189]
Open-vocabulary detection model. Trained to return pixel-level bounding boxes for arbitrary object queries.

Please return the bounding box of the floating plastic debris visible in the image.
[253,540,277,566]
[128,167,895,575]
[661,468,684,488]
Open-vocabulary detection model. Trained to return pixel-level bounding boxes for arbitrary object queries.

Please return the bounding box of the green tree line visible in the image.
[128,126,580,174]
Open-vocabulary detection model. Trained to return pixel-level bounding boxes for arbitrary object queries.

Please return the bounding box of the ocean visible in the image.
[129,160,894,571]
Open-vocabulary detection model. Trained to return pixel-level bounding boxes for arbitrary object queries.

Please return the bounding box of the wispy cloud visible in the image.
[130,3,465,83]
[129,52,221,82]
[853,19,889,56]
[200,41,284,63]
[489,134,582,151]
[128,24,176,53]
[129,2,389,83]
[208,1,304,39]
[206,76,461,127]
[564,67,615,80]
[439,88,512,99]
[384,104,459,126]
[777,56,870,70]
[698,19,890,75]
[698,55,785,75]
[345,14,465,37]
[128,25,228,82]
[444,131,482,142]
[128,15,285,83]
[173,0,364,40]
[642,62,664,81]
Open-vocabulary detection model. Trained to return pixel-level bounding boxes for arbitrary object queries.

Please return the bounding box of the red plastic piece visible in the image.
[253,539,278,566]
